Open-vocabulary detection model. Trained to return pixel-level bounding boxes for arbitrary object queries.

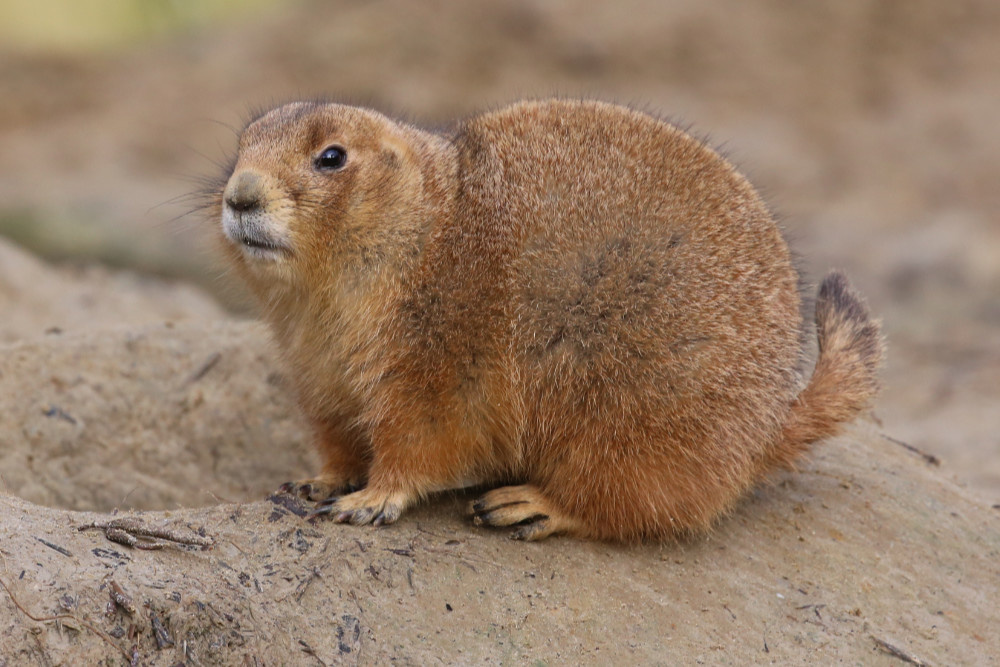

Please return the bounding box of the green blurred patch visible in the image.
[0,208,221,292]
[0,208,256,310]
[0,0,275,54]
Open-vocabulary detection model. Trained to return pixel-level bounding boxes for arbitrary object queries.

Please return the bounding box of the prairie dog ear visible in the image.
[378,132,416,170]
[377,132,428,196]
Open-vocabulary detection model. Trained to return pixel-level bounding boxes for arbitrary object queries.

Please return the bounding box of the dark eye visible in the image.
[315,145,347,171]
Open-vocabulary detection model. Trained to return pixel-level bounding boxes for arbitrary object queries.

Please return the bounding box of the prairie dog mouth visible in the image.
[222,207,291,260]
[222,169,292,260]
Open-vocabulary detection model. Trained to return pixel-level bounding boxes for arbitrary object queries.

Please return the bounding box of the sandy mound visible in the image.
[0,238,224,345]
[1,242,998,664]
[2,425,997,664]
[0,238,314,512]
[0,321,316,513]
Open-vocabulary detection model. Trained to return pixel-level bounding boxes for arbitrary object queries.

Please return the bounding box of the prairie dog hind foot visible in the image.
[470,485,586,541]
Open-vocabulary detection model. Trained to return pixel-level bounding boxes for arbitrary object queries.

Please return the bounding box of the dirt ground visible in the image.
[0,275,997,663]
[1,423,998,665]
[0,241,314,512]
[1,0,999,663]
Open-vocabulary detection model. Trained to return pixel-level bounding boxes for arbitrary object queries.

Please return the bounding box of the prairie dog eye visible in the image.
[315,146,347,171]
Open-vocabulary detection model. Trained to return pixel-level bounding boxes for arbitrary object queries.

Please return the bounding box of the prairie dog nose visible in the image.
[224,170,266,212]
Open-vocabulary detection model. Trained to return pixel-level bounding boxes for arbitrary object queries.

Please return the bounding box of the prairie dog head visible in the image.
[220,102,449,288]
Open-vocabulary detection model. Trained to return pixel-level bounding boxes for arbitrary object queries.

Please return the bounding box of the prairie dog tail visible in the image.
[770,271,885,469]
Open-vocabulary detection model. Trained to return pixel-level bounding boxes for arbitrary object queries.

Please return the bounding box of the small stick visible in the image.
[871,635,931,666]
[78,517,213,550]
[385,547,414,557]
[298,639,329,666]
[287,568,321,603]
[109,580,136,615]
[150,612,174,649]
[34,538,73,558]
[882,434,941,466]
[186,351,222,384]
[0,577,129,659]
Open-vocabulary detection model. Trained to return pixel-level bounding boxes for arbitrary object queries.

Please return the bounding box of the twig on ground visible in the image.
[186,351,222,384]
[150,611,174,649]
[871,635,931,666]
[34,538,73,558]
[0,576,130,659]
[882,434,941,466]
[78,516,213,550]
[298,638,328,666]
[108,580,136,615]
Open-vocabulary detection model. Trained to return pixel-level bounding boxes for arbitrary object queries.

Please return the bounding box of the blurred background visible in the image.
[1,0,998,496]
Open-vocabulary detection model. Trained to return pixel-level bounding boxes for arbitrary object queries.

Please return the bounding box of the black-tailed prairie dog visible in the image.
[217,99,883,542]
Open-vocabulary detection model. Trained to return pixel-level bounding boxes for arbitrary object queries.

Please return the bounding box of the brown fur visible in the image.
[215,99,884,542]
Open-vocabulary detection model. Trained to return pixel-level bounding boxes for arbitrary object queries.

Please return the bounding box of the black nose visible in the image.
[224,170,266,212]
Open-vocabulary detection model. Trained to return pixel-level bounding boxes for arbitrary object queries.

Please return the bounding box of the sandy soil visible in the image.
[0,249,314,511]
[5,443,1000,665]
[0,271,997,663]
[1,0,999,663]
[0,238,224,346]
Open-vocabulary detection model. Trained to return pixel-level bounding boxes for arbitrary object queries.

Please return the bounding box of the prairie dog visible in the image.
[217,99,883,542]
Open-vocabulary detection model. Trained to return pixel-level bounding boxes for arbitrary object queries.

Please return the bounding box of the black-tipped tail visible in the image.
[770,271,885,468]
